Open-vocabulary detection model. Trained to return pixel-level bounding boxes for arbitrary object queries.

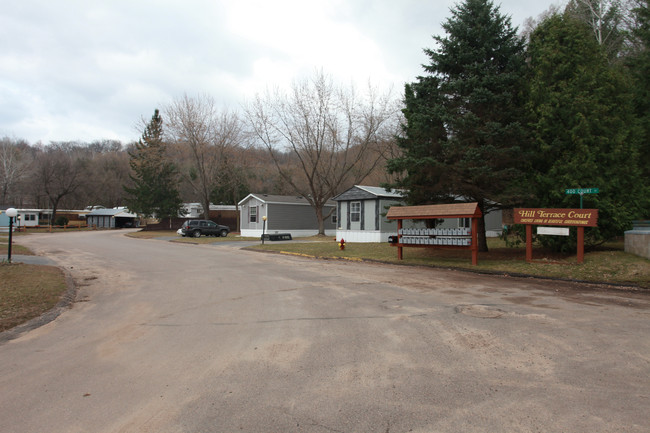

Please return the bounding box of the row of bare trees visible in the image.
[0,135,288,220]
[1,72,402,232]
[0,138,130,223]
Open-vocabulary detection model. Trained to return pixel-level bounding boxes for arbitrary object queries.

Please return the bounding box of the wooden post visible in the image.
[471,218,478,265]
[526,224,533,263]
[397,219,403,260]
[577,226,584,264]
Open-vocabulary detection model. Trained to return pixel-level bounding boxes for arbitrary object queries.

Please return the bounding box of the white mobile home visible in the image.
[1,208,41,229]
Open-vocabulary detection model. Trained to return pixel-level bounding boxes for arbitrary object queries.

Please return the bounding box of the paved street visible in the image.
[1,230,649,432]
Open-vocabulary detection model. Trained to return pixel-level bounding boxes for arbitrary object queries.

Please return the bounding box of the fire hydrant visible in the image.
[338,238,345,250]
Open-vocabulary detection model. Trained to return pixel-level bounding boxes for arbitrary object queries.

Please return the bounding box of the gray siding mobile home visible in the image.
[333,186,504,242]
[238,194,336,237]
[333,186,406,242]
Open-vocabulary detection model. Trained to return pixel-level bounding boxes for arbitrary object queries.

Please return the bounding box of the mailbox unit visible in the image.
[386,202,482,265]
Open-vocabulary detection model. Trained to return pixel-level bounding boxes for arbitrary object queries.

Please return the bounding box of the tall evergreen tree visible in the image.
[628,0,650,191]
[124,109,184,224]
[387,0,530,251]
[527,14,644,249]
[387,76,451,205]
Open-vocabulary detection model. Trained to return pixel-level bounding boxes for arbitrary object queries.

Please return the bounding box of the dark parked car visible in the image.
[180,220,230,238]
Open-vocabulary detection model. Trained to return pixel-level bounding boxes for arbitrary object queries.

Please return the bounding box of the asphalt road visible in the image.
[1,230,649,432]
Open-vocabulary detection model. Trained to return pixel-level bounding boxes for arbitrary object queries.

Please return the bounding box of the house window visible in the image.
[331,214,338,224]
[249,206,257,223]
[459,217,471,228]
[350,202,361,222]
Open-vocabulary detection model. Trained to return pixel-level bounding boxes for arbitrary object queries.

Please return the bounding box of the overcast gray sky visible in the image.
[1,0,559,144]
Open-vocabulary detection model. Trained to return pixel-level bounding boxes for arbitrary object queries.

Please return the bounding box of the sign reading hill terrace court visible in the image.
[514,208,598,227]
[514,208,599,264]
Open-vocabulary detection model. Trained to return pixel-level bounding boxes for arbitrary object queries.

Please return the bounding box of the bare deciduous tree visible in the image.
[565,0,635,59]
[0,136,32,205]
[166,94,245,219]
[34,142,89,224]
[246,71,399,234]
[84,140,131,208]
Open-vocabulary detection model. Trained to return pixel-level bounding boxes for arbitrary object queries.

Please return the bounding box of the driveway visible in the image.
[1,230,648,432]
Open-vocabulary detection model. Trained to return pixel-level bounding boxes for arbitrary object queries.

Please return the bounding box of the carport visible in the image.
[85,208,138,229]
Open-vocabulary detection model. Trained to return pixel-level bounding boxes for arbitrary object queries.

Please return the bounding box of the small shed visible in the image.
[332,185,406,242]
[86,208,138,229]
[238,193,336,238]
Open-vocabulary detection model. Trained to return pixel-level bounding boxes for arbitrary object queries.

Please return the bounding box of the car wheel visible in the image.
[220,229,228,237]
[193,230,201,238]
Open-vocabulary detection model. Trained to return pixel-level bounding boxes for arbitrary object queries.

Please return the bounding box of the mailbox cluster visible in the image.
[397,227,472,246]
[387,202,481,265]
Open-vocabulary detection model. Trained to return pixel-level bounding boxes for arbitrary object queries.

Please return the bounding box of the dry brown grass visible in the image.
[0,234,33,255]
[0,263,67,332]
[249,238,650,289]
[125,230,178,239]
[125,229,258,242]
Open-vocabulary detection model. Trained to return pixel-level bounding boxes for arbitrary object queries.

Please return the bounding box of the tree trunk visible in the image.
[315,205,325,235]
[232,186,241,233]
[50,197,60,227]
[234,203,241,233]
[477,200,489,252]
[202,198,211,220]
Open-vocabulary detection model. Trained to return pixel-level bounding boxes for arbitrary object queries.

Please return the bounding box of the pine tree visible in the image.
[386,76,451,206]
[124,109,184,223]
[527,14,644,249]
[628,0,650,197]
[387,0,530,251]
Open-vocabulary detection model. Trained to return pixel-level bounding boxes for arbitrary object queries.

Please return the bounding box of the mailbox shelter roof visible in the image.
[386,202,482,220]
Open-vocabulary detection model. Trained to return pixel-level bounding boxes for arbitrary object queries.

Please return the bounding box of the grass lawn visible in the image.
[17,226,92,234]
[247,237,650,289]
[0,262,67,332]
[1,234,68,333]
[0,234,33,256]
[125,229,178,239]
[126,230,259,243]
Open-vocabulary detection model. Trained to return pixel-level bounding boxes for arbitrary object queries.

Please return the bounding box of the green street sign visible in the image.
[565,188,599,195]
[566,187,599,209]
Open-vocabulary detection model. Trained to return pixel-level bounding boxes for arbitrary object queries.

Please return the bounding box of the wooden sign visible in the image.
[514,208,598,227]
[514,208,599,264]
